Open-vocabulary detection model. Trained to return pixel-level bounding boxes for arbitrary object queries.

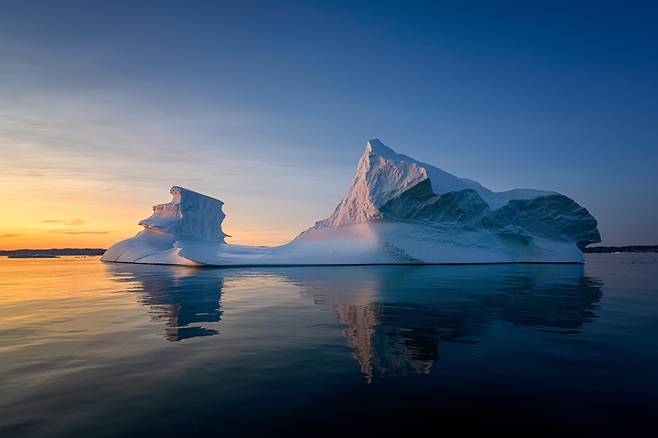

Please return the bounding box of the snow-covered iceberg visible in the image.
[102,139,600,266]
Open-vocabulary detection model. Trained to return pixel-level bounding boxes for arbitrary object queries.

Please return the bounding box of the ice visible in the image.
[102,139,600,265]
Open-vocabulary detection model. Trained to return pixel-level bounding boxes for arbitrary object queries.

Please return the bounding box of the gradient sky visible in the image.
[1,0,657,248]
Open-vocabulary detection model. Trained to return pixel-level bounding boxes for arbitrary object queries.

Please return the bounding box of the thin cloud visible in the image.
[1,233,23,238]
[42,218,86,226]
[48,229,110,235]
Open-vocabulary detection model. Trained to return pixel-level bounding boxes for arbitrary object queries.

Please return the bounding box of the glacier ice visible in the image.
[101,139,601,266]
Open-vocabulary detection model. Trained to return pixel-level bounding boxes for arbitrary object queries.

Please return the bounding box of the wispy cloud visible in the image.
[42,218,86,226]
[1,233,23,238]
[48,229,110,235]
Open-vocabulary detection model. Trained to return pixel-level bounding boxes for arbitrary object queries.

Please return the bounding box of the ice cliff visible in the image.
[102,139,600,266]
[102,186,229,265]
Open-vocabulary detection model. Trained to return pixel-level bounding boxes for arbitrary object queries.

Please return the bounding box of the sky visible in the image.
[1,0,657,248]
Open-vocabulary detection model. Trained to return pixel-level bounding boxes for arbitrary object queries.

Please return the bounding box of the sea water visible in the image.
[1,255,657,436]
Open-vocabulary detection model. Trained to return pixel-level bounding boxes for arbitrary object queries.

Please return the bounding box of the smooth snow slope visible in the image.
[102,139,601,266]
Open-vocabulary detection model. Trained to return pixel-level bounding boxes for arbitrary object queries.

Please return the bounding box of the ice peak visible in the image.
[316,139,430,227]
[365,138,399,159]
[320,138,544,228]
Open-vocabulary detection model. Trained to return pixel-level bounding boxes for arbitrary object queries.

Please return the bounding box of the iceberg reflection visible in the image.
[105,263,602,381]
[107,264,223,341]
[285,264,603,382]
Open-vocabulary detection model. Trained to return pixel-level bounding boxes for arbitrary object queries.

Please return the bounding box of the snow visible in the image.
[101,139,601,266]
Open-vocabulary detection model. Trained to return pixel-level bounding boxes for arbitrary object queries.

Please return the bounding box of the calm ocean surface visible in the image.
[1,255,657,436]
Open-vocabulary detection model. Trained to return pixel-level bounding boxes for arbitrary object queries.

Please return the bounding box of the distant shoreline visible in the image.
[1,246,657,257]
[582,245,658,253]
[0,248,106,257]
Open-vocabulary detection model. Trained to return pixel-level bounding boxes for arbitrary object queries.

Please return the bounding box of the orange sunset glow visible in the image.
[0,178,299,249]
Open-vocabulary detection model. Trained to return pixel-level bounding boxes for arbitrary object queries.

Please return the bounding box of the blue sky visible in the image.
[1,0,657,246]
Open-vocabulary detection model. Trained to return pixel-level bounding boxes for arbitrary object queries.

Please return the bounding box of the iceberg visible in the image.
[102,139,601,266]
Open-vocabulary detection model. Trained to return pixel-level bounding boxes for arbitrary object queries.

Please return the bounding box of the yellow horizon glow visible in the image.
[1,223,297,250]
[1,181,299,250]
[0,226,296,250]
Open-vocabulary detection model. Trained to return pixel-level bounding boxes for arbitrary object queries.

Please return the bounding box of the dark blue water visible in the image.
[1,254,657,436]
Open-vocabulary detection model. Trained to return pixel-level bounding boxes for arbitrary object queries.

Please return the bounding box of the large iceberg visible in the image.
[102,139,600,266]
